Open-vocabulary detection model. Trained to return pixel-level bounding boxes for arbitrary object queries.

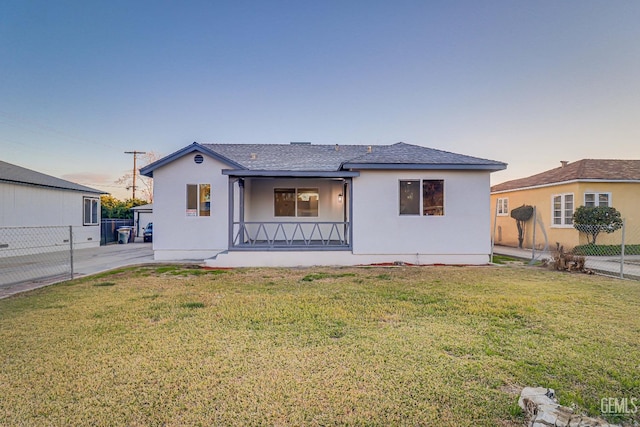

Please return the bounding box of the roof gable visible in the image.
[491,159,640,192]
[140,143,245,177]
[0,160,105,194]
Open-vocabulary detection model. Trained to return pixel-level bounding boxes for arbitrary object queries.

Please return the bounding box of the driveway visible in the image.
[0,241,156,299]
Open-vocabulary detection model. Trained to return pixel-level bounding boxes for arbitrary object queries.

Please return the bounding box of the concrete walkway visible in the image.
[0,241,156,299]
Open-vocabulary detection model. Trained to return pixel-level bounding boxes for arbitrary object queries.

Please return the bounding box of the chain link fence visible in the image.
[493,217,640,280]
[571,220,640,280]
[0,226,74,288]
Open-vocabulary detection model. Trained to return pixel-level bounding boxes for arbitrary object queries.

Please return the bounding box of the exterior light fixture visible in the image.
[338,193,343,203]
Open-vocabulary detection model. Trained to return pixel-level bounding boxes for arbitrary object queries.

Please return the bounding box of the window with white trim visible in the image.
[83,197,99,225]
[399,179,444,216]
[274,188,319,217]
[497,198,509,216]
[552,193,574,226]
[584,192,611,208]
[186,184,211,216]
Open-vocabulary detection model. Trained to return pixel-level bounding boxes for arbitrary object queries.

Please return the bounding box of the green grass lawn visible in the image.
[1,265,639,426]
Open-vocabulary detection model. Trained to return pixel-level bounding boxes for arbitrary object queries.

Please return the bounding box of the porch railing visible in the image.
[231,221,350,250]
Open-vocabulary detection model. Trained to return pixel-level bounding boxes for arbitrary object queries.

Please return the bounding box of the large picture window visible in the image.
[186,184,211,216]
[274,188,296,217]
[83,197,99,225]
[274,188,319,217]
[399,180,444,216]
[552,193,573,226]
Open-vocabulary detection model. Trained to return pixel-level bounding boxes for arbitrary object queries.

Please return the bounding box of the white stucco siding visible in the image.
[0,182,101,250]
[245,178,344,222]
[351,170,491,256]
[151,153,229,259]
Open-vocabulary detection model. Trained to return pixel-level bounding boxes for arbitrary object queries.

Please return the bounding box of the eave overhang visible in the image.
[222,170,360,178]
[491,178,640,195]
[340,162,507,172]
[0,178,107,194]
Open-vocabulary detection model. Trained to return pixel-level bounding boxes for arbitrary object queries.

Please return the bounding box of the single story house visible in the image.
[0,160,106,254]
[140,142,506,267]
[490,159,640,250]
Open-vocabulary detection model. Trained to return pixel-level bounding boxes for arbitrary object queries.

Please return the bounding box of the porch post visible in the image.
[239,179,245,224]
[228,178,236,249]
[348,177,353,249]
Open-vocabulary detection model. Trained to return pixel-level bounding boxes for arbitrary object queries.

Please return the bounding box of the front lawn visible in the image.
[1,265,639,426]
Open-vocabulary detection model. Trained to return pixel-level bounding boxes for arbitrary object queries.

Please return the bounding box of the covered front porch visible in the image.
[225,170,357,251]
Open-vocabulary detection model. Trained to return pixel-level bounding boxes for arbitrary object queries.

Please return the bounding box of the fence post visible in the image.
[69,225,74,281]
[490,198,498,263]
[620,219,626,279]
[531,206,537,262]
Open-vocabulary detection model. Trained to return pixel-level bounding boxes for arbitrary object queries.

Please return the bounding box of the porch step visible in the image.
[204,250,228,261]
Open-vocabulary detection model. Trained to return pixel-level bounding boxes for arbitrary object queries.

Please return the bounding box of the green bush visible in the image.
[573,206,623,245]
[573,244,640,256]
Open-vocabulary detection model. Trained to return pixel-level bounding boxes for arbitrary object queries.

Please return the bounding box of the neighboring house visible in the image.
[141,142,505,267]
[131,203,153,236]
[0,160,105,252]
[491,159,640,250]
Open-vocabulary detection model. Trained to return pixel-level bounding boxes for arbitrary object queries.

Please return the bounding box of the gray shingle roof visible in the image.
[202,142,506,171]
[0,160,105,194]
[140,142,506,178]
[202,143,369,171]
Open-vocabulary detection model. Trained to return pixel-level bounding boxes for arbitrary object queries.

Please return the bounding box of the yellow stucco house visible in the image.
[490,159,640,251]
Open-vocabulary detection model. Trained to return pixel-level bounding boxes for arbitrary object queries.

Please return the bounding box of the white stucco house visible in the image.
[140,142,506,267]
[0,160,105,253]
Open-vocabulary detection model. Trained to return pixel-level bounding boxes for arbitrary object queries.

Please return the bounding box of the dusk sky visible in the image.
[2,1,639,200]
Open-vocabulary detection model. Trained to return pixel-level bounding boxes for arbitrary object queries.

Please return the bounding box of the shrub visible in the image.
[573,206,623,245]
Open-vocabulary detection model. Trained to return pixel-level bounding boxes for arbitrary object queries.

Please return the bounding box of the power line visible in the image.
[124,150,147,200]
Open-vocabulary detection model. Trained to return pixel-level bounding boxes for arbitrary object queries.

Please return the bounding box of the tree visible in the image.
[573,206,623,245]
[101,195,148,219]
[510,205,534,249]
[117,151,158,202]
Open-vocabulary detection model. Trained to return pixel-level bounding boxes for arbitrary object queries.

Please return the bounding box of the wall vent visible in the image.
[194,154,204,164]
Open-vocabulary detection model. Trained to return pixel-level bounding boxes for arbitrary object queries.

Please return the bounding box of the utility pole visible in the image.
[125,150,146,200]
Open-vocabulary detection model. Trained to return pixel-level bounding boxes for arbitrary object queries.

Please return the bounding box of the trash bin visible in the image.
[127,226,136,243]
[117,228,130,244]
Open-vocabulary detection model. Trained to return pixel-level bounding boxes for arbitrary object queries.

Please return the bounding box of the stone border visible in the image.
[518,387,621,427]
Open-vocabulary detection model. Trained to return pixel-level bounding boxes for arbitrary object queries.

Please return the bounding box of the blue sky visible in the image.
[2,1,639,199]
